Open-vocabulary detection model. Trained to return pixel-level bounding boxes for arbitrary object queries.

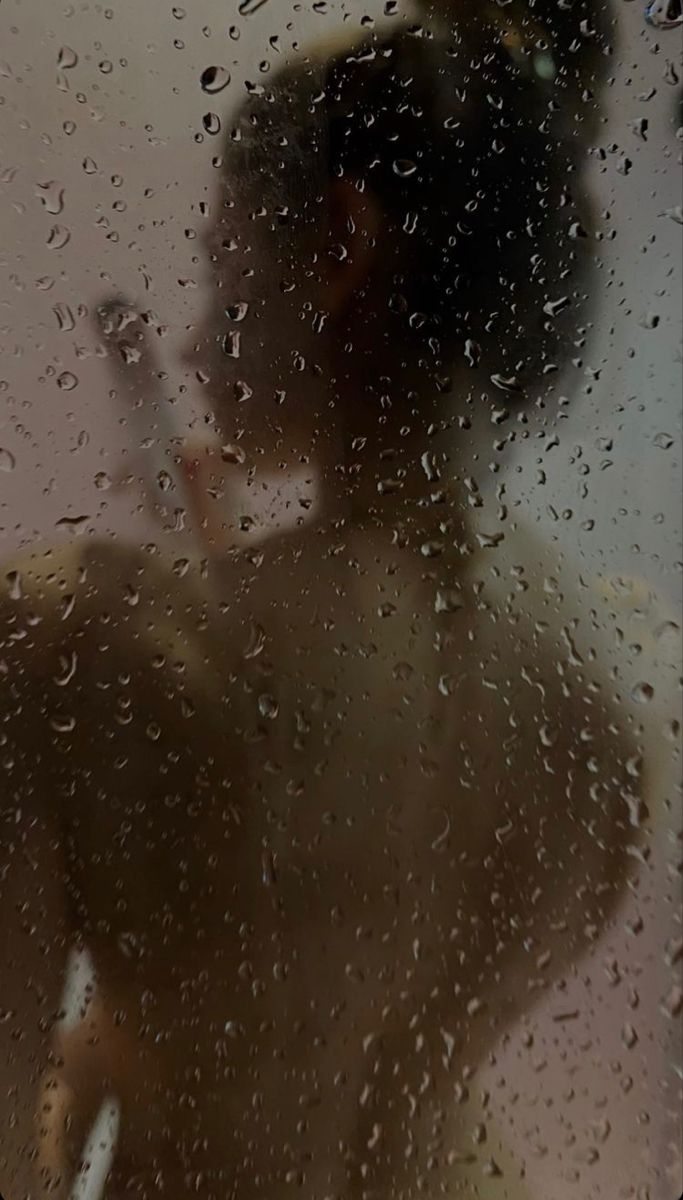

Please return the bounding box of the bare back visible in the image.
[2,516,638,1197]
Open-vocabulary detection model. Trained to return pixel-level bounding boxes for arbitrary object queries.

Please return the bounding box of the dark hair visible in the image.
[227,2,615,383]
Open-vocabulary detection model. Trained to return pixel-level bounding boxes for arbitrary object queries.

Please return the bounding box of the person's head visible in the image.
[189,1,615,463]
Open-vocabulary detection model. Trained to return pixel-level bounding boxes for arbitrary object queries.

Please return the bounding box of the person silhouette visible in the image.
[1,4,673,1198]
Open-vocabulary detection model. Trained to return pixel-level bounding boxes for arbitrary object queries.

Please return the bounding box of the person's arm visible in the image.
[1,545,88,1198]
[35,951,123,1200]
[1,781,72,1200]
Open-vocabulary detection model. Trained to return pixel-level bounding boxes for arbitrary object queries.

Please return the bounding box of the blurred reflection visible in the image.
[1,3,680,1199]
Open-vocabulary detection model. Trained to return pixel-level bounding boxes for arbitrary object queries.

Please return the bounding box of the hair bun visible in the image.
[233,7,614,381]
[416,0,615,93]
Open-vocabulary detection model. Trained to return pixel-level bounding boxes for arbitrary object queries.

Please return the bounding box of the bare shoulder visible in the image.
[2,537,226,694]
[0,538,236,823]
[0,528,328,729]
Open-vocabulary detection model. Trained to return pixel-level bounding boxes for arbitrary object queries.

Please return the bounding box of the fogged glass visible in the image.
[1,3,681,1198]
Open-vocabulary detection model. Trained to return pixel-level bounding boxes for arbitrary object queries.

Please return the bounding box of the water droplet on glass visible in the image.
[491,373,522,394]
[543,296,570,318]
[202,112,221,135]
[482,1157,503,1178]
[438,674,454,697]
[639,311,660,329]
[464,338,481,367]
[0,447,16,472]
[118,342,141,366]
[220,444,246,465]
[621,1022,638,1048]
[258,693,279,719]
[420,540,444,558]
[57,371,78,391]
[54,650,78,687]
[6,570,22,600]
[226,301,249,322]
[222,331,240,358]
[50,713,76,734]
[645,0,683,29]
[662,985,683,1018]
[36,181,65,215]
[393,159,417,178]
[200,66,231,94]
[53,302,76,331]
[57,46,78,69]
[238,0,271,15]
[47,224,70,249]
[56,514,90,534]
[244,622,266,659]
[435,589,463,614]
[420,450,439,483]
[378,601,397,618]
[234,380,252,403]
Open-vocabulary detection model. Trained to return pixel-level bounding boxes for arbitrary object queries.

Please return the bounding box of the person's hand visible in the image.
[95,299,195,536]
[95,298,241,553]
[35,949,120,1200]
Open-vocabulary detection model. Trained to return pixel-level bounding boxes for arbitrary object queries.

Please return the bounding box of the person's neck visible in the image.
[320,376,481,542]
[230,361,494,545]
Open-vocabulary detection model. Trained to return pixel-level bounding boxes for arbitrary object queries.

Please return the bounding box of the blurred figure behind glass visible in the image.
[2,4,676,1198]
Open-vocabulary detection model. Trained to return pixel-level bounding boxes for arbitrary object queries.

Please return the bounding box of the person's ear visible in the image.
[324,177,382,319]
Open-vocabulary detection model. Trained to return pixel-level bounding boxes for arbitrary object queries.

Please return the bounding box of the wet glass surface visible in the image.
[1,3,681,1198]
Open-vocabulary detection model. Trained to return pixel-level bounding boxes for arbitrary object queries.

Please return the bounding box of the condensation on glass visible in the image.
[0,3,681,1199]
